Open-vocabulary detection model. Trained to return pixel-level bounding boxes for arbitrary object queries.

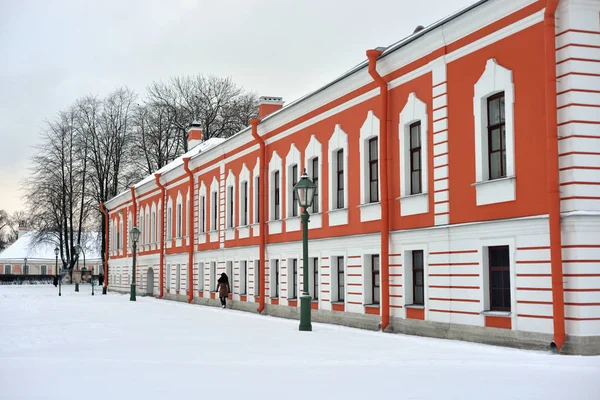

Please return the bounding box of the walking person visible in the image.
[216,273,230,308]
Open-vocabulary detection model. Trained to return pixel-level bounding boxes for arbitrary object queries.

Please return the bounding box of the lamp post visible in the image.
[74,246,80,292]
[23,258,27,276]
[293,170,317,332]
[55,247,61,296]
[130,227,140,301]
[76,244,90,295]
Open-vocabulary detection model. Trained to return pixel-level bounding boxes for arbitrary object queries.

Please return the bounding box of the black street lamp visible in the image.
[76,244,90,295]
[55,247,61,296]
[293,170,317,332]
[23,258,27,276]
[74,246,80,292]
[130,227,140,301]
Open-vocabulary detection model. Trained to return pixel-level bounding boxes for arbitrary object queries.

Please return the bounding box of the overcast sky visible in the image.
[0,0,475,214]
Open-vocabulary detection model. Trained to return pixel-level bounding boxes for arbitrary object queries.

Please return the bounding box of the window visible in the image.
[368,138,379,203]
[336,149,344,209]
[291,258,298,299]
[210,261,216,291]
[176,203,182,238]
[240,260,247,295]
[410,122,422,195]
[4,265,11,274]
[116,225,121,250]
[291,165,298,217]
[241,182,248,225]
[151,211,156,243]
[166,264,171,290]
[489,246,510,311]
[487,93,506,180]
[167,207,172,240]
[337,257,345,302]
[272,259,279,298]
[41,265,47,275]
[200,195,206,233]
[372,255,380,304]
[255,177,260,223]
[176,264,181,291]
[274,171,280,220]
[312,257,319,300]
[228,186,234,228]
[254,259,260,297]
[311,158,319,213]
[412,250,424,305]
[145,210,150,243]
[212,192,218,231]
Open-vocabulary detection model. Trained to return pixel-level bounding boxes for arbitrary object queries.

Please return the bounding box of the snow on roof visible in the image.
[0,232,101,261]
[134,137,226,188]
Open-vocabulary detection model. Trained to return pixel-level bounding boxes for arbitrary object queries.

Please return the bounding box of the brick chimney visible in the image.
[258,96,284,118]
[187,121,203,149]
[18,224,28,239]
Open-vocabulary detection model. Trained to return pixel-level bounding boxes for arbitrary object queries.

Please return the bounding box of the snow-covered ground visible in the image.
[1,285,599,400]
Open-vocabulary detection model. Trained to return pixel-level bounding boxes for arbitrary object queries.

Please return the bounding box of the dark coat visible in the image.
[217,274,229,297]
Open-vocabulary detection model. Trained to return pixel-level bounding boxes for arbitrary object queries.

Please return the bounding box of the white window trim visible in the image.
[199,182,207,235]
[359,111,381,222]
[175,192,183,241]
[285,144,302,232]
[402,244,429,319]
[210,177,219,242]
[151,202,157,245]
[477,237,516,329]
[328,124,349,226]
[330,253,347,304]
[399,93,429,216]
[286,256,301,300]
[473,58,516,206]
[362,250,380,306]
[304,135,323,229]
[268,151,283,234]
[238,164,251,239]
[225,170,236,240]
[252,158,260,225]
[166,197,173,241]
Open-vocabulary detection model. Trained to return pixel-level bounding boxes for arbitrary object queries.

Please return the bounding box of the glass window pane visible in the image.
[491,128,501,151]
[499,95,505,122]
[411,172,421,194]
[488,97,500,125]
[490,152,501,179]
[412,150,421,170]
[414,287,424,304]
[370,163,378,179]
[369,139,378,160]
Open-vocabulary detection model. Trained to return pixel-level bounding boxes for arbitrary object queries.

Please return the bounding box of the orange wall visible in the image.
[447,23,548,224]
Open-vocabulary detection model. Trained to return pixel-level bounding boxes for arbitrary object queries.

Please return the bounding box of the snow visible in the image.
[0,232,101,261]
[1,286,599,400]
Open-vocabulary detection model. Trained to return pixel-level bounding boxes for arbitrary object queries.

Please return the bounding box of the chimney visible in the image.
[258,96,284,119]
[187,121,203,149]
[18,225,28,239]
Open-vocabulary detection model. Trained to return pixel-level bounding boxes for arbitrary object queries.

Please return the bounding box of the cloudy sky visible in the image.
[0,0,475,214]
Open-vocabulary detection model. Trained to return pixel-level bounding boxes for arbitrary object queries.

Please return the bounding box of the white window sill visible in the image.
[358,202,381,222]
[364,303,380,308]
[398,193,429,216]
[268,220,282,234]
[472,176,516,206]
[327,207,348,226]
[209,231,219,243]
[284,216,301,232]
[237,225,250,239]
[225,228,235,241]
[480,310,511,317]
[405,304,425,309]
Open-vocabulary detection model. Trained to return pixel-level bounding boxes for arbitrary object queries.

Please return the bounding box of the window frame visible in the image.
[313,257,319,301]
[228,185,234,228]
[291,164,299,217]
[336,149,344,209]
[486,92,507,181]
[488,245,511,311]
[274,170,280,220]
[337,256,345,302]
[212,191,218,231]
[242,181,248,226]
[412,250,424,305]
[409,122,422,195]
[372,254,380,305]
[176,203,182,238]
[291,258,298,299]
[368,137,379,203]
[311,157,319,213]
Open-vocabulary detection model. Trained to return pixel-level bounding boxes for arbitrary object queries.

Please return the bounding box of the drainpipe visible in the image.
[100,203,109,294]
[367,49,390,332]
[251,118,266,314]
[183,158,195,303]
[154,173,167,299]
[130,187,138,289]
[544,0,565,352]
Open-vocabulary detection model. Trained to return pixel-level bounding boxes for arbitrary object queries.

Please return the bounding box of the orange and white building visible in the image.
[103,0,600,354]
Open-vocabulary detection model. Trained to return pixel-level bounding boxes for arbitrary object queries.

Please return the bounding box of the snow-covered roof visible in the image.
[0,232,101,261]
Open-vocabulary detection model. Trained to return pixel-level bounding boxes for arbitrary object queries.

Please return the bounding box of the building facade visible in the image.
[103,0,600,354]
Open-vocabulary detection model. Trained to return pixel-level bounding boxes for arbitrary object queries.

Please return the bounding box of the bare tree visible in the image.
[146,74,258,151]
